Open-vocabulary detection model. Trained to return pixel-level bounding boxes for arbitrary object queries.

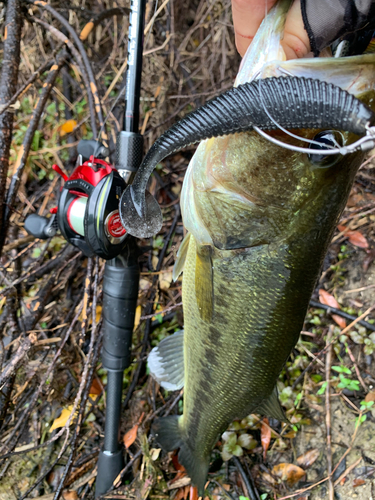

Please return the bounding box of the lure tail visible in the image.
[152,416,210,496]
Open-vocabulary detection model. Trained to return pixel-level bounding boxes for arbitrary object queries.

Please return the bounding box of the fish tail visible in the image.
[152,416,209,496]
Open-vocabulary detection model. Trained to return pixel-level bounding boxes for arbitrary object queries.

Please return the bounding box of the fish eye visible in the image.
[308,131,344,168]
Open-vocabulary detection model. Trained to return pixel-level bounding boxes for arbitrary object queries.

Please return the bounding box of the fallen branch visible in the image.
[0,0,23,255]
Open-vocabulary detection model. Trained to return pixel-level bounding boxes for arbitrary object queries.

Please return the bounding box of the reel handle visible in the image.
[24,213,57,240]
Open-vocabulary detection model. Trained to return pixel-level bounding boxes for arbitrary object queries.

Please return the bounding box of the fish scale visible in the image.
[148,0,375,493]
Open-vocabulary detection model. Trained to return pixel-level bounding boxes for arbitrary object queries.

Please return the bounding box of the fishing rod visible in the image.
[24,0,146,496]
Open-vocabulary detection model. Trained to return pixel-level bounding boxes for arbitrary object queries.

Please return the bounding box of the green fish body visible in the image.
[148,1,375,493]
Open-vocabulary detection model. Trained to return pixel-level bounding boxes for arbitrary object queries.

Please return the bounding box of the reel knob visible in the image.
[24,213,58,239]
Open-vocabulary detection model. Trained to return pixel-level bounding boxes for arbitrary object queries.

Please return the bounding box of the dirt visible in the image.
[294,399,375,500]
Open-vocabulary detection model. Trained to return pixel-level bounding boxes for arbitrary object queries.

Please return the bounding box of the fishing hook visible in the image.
[253,124,375,155]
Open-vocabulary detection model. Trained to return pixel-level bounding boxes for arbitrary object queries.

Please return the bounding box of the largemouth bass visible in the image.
[147,0,375,493]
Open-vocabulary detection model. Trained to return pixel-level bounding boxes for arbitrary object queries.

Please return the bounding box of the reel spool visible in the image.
[25,149,128,260]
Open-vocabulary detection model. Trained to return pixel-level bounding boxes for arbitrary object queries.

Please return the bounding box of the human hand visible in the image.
[231,0,311,59]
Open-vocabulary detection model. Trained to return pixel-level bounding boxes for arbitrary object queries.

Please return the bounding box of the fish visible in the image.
[147,0,375,494]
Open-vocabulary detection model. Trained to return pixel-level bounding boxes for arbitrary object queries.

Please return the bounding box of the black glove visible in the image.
[301,0,375,55]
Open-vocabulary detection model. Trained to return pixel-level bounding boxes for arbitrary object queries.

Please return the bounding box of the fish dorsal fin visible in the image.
[257,386,288,423]
[195,244,214,323]
[147,330,184,390]
[173,233,191,281]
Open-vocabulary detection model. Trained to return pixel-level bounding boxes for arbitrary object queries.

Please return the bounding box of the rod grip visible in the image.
[102,255,140,371]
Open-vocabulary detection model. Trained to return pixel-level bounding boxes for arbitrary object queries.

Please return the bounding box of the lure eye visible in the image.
[308,131,343,167]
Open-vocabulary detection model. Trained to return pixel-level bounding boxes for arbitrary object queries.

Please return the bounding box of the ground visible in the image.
[0,1,375,499]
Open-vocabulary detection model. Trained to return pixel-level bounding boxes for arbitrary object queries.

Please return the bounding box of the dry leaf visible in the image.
[174,486,190,500]
[62,492,79,500]
[172,452,185,471]
[150,448,161,461]
[160,271,173,290]
[283,430,297,439]
[337,225,369,249]
[174,488,185,500]
[319,290,346,327]
[134,305,142,329]
[260,471,277,486]
[365,390,375,402]
[190,486,199,500]
[96,305,102,323]
[296,448,320,469]
[60,119,77,136]
[183,486,190,500]
[347,193,365,207]
[89,377,102,396]
[123,423,138,448]
[50,406,76,432]
[261,417,271,461]
[168,476,191,489]
[353,478,366,487]
[171,470,187,483]
[332,314,347,329]
[347,231,369,249]
[319,289,340,309]
[139,279,151,291]
[272,463,306,486]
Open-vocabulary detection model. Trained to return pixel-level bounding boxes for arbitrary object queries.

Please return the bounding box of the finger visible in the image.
[232,0,277,56]
[282,0,311,59]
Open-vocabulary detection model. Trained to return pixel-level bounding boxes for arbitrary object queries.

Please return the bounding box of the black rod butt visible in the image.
[95,449,124,498]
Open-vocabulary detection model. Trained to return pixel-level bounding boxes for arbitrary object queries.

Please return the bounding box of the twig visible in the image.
[27,0,104,133]
[0,0,23,255]
[277,401,365,499]
[232,457,260,500]
[0,333,37,388]
[0,46,63,116]
[79,7,130,41]
[345,342,367,392]
[333,456,362,487]
[293,303,375,389]
[309,299,375,332]
[0,300,84,457]
[140,301,182,320]
[32,18,97,134]
[325,326,334,500]
[4,50,67,244]
[2,235,36,253]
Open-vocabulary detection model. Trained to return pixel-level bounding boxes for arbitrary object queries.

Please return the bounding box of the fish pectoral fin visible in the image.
[147,330,184,390]
[173,233,191,281]
[257,386,288,423]
[195,244,214,323]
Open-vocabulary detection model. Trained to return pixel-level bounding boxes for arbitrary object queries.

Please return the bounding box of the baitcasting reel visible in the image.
[24,141,128,260]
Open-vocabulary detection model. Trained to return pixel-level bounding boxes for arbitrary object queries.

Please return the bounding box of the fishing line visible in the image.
[253,70,375,154]
[255,68,337,149]
[253,124,375,155]
[250,43,375,155]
